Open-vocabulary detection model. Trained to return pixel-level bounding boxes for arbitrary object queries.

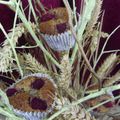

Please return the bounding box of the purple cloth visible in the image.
[102,0,120,50]
[40,0,63,9]
[0,5,14,43]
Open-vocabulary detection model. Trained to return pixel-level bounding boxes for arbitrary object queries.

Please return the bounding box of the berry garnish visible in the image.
[29,97,47,110]
[6,88,18,97]
[104,101,114,108]
[56,22,67,34]
[41,13,55,22]
[31,78,45,90]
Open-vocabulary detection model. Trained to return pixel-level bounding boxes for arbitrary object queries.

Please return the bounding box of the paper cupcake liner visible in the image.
[42,31,75,51]
[13,109,47,120]
[12,102,55,120]
[6,73,57,120]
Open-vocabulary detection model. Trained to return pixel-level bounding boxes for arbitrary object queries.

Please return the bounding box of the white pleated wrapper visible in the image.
[7,73,56,120]
[42,31,75,51]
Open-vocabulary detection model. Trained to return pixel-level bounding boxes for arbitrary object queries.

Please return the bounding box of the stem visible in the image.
[103,49,120,54]
[0,0,13,5]
[70,0,96,64]
[70,43,78,64]
[15,45,39,49]
[87,95,120,112]
[63,0,101,89]
[94,11,105,63]
[93,25,120,69]
[11,0,23,76]
[0,24,23,76]
[28,0,38,24]
[0,108,24,120]
[47,84,120,120]
[36,0,46,13]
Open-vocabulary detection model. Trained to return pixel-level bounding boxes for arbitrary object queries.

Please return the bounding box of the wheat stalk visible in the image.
[90,30,109,53]
[23,53,59,79]
[3,23,25,46]
[103,70,120,87]
[0,24,25,72]
[0,46,13,72]
[58,54,72,89]
[93,54,117,82]
[86,0,103,34]
[23,53,49,74]
[57,55,77,99]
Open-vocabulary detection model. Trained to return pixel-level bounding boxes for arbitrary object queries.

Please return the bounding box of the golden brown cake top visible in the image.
[6,75,56,112]
[40,7,69,35]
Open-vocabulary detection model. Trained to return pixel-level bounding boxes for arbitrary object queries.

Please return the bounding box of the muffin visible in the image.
[39,7,75,51]
[6,73,56,120]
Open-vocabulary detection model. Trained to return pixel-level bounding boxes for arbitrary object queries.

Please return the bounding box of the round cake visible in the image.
[6,74,56,113]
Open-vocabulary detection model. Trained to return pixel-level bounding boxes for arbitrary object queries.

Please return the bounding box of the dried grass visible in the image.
[58,54,72,89]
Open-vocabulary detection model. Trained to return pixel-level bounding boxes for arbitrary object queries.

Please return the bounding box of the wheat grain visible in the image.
[3,23,25,46]
[23,53,49,74]
[58,54,72,89]
[103,70,120,87]
[90,30,109,53]
[96,54,117,80]
[86,0,103,34]
[0,23,26,73]
[0,46,13,72]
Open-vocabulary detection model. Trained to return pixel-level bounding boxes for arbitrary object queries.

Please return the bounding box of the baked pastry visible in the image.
[39,7,75,51]
[6,73,56,120]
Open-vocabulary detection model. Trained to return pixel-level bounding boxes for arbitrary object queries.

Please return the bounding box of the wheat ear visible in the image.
[58,54,72,89]
[23,53,50,74]
[103,70,120,87]
[0,23,25,72]
[95,54,117,81]
[86,0,103,34]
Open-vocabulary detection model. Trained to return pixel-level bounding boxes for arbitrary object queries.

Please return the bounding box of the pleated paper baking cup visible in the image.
[12,109,47,120]
[42,31,75,51]
[6,73,57,120]
[12,102,55,120]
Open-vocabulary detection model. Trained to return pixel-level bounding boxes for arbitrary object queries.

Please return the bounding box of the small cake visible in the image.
[6,73,56,120]
[39,7,75,51]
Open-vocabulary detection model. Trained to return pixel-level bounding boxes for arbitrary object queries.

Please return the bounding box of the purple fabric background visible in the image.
[0,0,120,48]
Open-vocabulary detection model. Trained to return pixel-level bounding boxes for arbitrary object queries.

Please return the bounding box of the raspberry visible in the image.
[56,22,67,33]
[104,101,114,108]
[6,88,18,97]
[29,97,47,110]
[31,78,45,90]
